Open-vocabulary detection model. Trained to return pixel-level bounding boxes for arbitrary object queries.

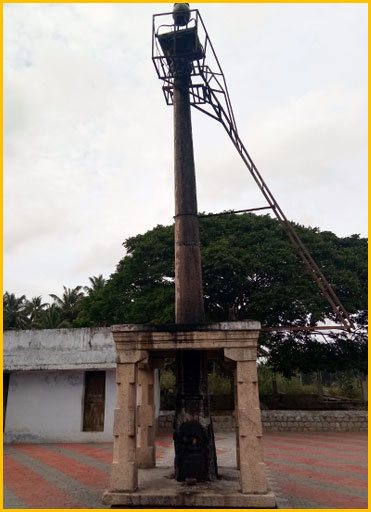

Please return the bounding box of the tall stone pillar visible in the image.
[173,74,204,324]
[173,72,217,482]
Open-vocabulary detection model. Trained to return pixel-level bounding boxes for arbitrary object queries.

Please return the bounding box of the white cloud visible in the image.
[243,86,367,179]
[3,3,367,299]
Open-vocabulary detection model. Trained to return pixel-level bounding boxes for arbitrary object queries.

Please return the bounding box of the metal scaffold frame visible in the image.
[152,9,353,330]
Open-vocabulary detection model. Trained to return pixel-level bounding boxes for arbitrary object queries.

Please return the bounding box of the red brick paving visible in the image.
[4,454,84,509]
[266,434,367,453]
[55,443,113,463]
[263,432,368,509]
[265,449,368,475]
[4,432,368,509]
[264,439,367,463]
[267,460,367,491]
[14,444,109,490]
[282,432,366,445]
[275,477,367,509]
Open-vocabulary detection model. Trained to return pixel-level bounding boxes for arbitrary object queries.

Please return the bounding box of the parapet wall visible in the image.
[158,410,367,432]
[3,327,116,371]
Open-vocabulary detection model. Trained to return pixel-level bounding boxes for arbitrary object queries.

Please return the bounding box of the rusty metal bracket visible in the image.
[261,325,347,332]
[199,206,272,218]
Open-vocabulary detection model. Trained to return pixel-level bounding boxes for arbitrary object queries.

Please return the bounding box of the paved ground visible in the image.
[3,431,368,509]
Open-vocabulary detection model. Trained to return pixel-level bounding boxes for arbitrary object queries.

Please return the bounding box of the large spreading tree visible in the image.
[76,214,367,377]
[4,213,367,377]
[78,214,366,322]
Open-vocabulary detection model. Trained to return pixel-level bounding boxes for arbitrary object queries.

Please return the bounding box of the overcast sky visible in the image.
[4,2,368,302]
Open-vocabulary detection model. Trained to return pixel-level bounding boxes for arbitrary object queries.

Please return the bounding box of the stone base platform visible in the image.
[103,467,276,508]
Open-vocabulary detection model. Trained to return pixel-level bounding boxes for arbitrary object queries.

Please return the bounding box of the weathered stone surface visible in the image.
[4,327,116,371]
[116,349,148,364]
[107,323,269,499]
[173,72,204,325]
[110,363,138,491]
[112,322,260,352]
[224,346,258,362]
[103,467,276,508]
[158,410,368,433]
[236,360,267,494]
[112,321,261,332]
[137,367,156,468]
[261,410,368,432]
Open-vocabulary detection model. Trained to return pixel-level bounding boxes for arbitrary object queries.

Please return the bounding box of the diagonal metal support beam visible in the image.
[193,70,353,329]
[152,8,354,330]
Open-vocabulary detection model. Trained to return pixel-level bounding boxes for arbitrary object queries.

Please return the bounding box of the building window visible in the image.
[82,371,106,432]
[3,373,10,432]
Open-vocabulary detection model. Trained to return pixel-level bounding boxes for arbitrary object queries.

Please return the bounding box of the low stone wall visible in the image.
[158,410,367,432]
[261,410,368,432]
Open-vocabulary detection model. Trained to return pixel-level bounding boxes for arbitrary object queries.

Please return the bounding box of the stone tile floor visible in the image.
[3,431,368,509]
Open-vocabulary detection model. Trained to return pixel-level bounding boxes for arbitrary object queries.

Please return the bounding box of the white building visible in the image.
[3,328,159,443]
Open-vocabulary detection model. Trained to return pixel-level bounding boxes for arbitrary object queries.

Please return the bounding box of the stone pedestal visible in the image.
[103,322,276,508]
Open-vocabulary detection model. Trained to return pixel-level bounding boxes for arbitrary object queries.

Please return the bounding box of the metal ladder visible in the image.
[188,63,353,330]
[152,10,353,330]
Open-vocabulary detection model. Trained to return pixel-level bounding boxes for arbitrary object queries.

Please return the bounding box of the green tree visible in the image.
[3,292,28,330]
[77,224,175,326]
[24,296,48,329]
[10,213,364,377]
[79,213,366,328]
[83,274,106,294]
[263,314,367,379]
[37,304,65,329]
[49,286,85,325]
[327,310,367,376]
[80,214,366,376]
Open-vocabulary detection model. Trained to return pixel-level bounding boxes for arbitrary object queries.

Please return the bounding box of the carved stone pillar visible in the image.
[109,349,148,492]
[110,363,138,491]
[104,322,276,508]
[137,363,156,468]
[225,346,267,494]
[236,360,267,493]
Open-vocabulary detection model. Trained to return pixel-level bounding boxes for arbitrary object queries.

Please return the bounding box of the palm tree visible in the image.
[24,296,48,328]
[49,285,85,324]
[84,274,106,294]
[3,292,28,330]
[38,304,64,329]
